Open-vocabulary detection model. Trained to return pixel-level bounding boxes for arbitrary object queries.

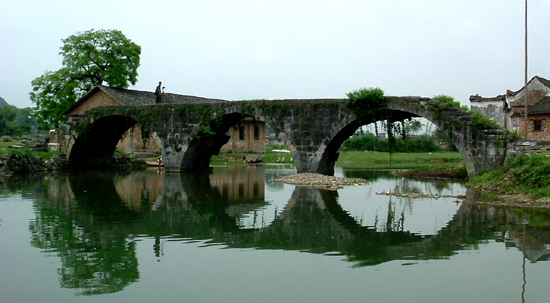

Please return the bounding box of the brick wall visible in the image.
[511,114,550,141]
[220,121,266,153]
[67,91,120,116]
[510,89,550,141]
[116,126,160,152]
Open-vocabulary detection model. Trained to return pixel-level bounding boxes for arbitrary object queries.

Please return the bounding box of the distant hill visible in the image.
[0,97,8,108]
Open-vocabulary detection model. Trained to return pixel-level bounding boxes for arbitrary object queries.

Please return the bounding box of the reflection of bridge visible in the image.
[25,170,540,269]
[59,86,512,176]
[17,169,550,295]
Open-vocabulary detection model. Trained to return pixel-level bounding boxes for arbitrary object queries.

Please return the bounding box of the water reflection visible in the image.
[2,167,550,295]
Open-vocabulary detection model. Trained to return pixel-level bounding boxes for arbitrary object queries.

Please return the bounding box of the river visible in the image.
[0,165,549,302]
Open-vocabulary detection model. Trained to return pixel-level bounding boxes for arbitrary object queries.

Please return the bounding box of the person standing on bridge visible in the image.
[155,81,163,104]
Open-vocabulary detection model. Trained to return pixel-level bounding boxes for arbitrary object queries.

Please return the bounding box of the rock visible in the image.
[6,153,46,174]
[45,154,68,170]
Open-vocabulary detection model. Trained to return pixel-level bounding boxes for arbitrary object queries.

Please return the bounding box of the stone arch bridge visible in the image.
[59,94,512,177]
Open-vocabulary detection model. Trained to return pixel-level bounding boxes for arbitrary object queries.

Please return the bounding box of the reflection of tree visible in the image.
[29,204,139,295]
[28,171,140,295]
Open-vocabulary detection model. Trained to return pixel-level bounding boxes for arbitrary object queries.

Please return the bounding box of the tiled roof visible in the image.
[536,76,550,89]
[507,76,550,97]
[64,85,227,114]
[469,94,505,103]
[528,96,550,115]
[99,85,227,104]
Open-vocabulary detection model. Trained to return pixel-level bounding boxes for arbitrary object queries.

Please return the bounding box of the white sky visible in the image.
[1,0,549,108]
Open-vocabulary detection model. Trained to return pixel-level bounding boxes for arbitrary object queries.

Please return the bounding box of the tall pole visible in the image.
[524,0,529,140]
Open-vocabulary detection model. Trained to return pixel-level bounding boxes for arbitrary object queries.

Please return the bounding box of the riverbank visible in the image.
[4,140,548,209]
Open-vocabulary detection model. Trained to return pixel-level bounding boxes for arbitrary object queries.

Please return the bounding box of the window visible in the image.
[534,120,543,131]
[254,126,260,141]
[239,126,245,140]
[513,119,518,127]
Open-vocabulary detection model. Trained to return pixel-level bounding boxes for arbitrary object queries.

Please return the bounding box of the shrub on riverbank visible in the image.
[471,154,550,198]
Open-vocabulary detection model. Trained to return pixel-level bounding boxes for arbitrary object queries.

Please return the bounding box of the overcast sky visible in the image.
[1,0,549,108]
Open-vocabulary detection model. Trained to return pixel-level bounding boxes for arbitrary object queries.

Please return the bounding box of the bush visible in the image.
[343,134,438,153]
[472,154,550,198]
[346,87,386,123]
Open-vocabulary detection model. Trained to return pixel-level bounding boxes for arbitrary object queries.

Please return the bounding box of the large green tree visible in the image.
[30,29,141,128]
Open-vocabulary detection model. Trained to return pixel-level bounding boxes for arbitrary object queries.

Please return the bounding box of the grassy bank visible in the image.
[470,154,550,199]
[0,141,63,161]
[336,151,462,169]
[211,149,463,169]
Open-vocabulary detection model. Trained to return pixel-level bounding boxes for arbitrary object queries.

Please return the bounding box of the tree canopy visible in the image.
[30,29,141,128]
[0,105,46,136]
[346,87,386,124]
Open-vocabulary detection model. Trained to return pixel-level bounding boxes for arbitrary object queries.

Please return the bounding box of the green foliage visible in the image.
[506,154,550,188]
[343,133,439,153]
[257,102,290,123]
[346,87,386,123]
[30,29,142,129]
[4,149,63,162]
[432,94,503,130]
[432,95,468,112]
[432,128,457,151]
[469,110,500,127]
[472,154,550,198]
[0,106,46,136]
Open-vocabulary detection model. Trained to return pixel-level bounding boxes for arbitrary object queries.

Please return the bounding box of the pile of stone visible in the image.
[0,153,69,176]
[21,134,50,151]
[271,173,367,191]
[113,153,147,169]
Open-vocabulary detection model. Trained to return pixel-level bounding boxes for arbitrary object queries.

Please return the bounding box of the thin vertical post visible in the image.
[524,0,529,140]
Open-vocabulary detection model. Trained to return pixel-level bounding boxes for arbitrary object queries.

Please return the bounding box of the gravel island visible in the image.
[270,173,368,191]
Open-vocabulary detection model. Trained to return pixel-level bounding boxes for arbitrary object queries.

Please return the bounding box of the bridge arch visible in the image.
[67,115,145,168]
[283,96,510,177]
[177,112,254,170]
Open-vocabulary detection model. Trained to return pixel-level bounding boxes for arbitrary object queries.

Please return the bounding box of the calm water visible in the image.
[1,165,550,303]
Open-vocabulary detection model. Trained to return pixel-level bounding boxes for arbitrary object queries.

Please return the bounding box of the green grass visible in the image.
[211,150,463,169]
[336,151,463,169]
[0,141,64,161]
[470,154,550,199]
[0,141,17,149]
[4,149,64,161]
[211,151,295,165]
